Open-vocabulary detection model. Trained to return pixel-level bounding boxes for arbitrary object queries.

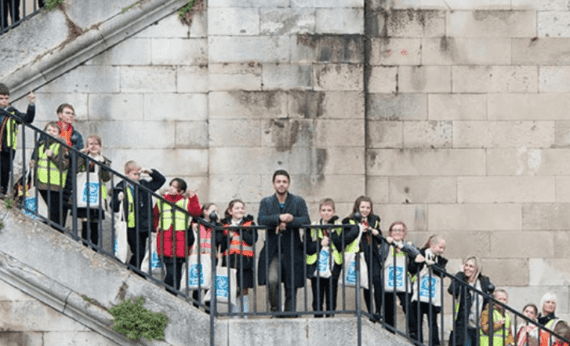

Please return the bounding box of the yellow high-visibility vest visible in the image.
[37,142,66,188]
[157,198,191,231]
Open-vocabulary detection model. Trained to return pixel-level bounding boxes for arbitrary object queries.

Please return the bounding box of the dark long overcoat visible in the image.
[257,192,310,289]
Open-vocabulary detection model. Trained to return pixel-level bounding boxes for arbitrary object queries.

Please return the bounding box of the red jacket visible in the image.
[153,194,201,257]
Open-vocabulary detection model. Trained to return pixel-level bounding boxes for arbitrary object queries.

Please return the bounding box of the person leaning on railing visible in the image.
[448,255,495,346]
[0,83,35,196]
[479,289,514,346]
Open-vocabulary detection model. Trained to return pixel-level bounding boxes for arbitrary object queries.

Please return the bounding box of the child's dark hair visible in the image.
[522,303,538,317]
[0,83,9,96]
[225,199,245,219]
[201,203,216,218]
[272,169,290,182]
[169,178,187,193]
[349,195,373,219]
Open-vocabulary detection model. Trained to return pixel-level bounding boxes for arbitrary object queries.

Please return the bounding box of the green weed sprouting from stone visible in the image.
[44,0,64,11]
[178,0,203,25]
[108,297,168,341]
[4,198,13,209]
[178,0,196,19]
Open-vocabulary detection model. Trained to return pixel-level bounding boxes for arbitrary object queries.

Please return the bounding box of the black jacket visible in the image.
[0,104,35,153]
[221,214,258,270]
[110,169,166,232]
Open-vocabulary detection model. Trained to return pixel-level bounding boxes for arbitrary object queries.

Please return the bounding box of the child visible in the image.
[342,196,384,323]
[76,135,111,249]
[479,289,514,346]
[34,122,69,228]
[0,84,35,195]
[111,160,165,271]
[409,234,448,346]
[221,199,258,314]
[306,198,350,317]
[153,178,201,290]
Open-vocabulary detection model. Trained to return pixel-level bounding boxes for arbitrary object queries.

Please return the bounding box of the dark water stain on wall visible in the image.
[296,34,364,63]
[289,91,326,119]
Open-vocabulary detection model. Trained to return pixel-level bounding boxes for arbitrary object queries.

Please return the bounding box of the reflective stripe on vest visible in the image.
[226,220,254,257]
[126,187,135,228]
[479,309,511,346]
[158,198,191,231]
[192,224,213,254]
[37,142,67,188]
[306,221,343,265]
[6,114,17,149]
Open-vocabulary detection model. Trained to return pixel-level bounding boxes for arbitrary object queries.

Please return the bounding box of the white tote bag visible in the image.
[76,169,102,209]
[203,261,237,304]
[342,228,369,289]
[314,246,333,279]
[411,266,442,307]
[114,212,131,264]
[141,233,166,280]
[180,242,213,290]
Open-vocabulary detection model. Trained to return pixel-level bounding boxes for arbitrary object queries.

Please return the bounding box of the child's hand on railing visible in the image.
[117,192,124,201]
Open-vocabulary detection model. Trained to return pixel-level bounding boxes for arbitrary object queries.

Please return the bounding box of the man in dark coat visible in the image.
[257,169,310,314]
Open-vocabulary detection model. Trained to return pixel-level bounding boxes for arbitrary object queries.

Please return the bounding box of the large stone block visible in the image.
[369,66,398,93]
[40,66,120,93]
[512,38,570,66]
[482,259,529,286]
[486,148,570,176]
[32,93,89,122]
[403,120,453,148]
[555,176,570,203]
[453,121,555,148]
[86,38,152,66]
[448,10,536,37]
[0,332,43,346]
[88,94,144,121]
[512,0,570,10]
[110,149,208,176]
[370,38,422,66]
[82,121,174,149]
[151,38,207,65]
[66,0,132,28]
[209,174,263,204]
[367,121,403,148]
[540,66,570,92]
[452,66,538,93]
[522,203,570,230]
[261,119,314,148]
[366,176,390,204]
[209,0,290,6]
[389,177,457,204]
[208,7,260,36]
[209,91,288,119]
[539,11,570,37]
[291,0,363,8]
[529,258,570,286]
[368,94,427,121]
[387,10,446,37]
[144,93,208,121]
[488,94,570,120]
[428,204,522,231]
[398,66,451,93]
[428,94,487,121]
[314,119,364,147]
[422,37,511,65]
[553,230,570,257]
[134,12,190,38]
[374,204,429,232]
[260,8,315,35]
[438,231,491,259]
[209,119,262,147]
[174,121,209,148]
[210,147,314,175]
[43,331,122,346]
[319,147,365,175]
[491,232,554,259]
[421,0,511,10]
[177,65,210,93]
[367,149,486,176]
[120,66,177,93]
[209,36,290,63]
[0,301,87,331]
[315,8,364,34]
[458,177,556,203]
[208,63,262,91]
[287,91,364,119]
[313,175,366,204]
[262,64,313,90]
[313,64,363,91]
[292,34,364,64]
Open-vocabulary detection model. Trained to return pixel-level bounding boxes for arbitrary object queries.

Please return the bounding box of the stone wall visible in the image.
[3,0,570,330]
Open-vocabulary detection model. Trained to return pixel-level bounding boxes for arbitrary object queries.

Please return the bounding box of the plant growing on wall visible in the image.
[178,0,204,26]
[108,297,168,341]
[45,0,64,11]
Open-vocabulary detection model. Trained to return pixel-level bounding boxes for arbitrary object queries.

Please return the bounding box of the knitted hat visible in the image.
[0,83,9,96]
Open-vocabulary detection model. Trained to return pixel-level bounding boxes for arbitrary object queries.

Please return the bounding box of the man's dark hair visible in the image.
[0,83,10,96]
[272,169,290,182]
[56,103,75,114]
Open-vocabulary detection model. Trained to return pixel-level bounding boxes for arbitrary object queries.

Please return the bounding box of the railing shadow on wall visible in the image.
[3,116,570,346]
[1,0,43,35]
